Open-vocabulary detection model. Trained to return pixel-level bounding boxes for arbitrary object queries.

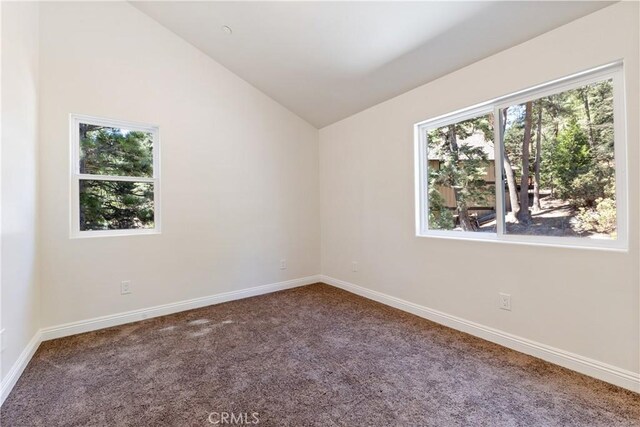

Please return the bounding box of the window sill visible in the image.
[70,229,161,239]
[416,231,628,252]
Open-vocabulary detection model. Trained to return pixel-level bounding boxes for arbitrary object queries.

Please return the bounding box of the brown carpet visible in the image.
[2,283,639,426]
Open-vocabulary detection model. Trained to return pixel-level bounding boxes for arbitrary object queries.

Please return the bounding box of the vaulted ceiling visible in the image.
[132,1,612,128]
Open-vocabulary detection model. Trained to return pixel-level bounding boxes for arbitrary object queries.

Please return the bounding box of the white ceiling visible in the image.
[132,1,611,128]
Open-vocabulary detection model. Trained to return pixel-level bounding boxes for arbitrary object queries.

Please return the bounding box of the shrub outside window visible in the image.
[415,62,627,250]
[70,114,160,238]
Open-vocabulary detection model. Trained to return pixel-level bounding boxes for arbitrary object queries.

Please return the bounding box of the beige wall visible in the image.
[319,3,639,374]
[1,1,40,383]
[38,2,320,327]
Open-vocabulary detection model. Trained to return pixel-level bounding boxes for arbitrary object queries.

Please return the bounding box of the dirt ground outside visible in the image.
[477,196,613,239]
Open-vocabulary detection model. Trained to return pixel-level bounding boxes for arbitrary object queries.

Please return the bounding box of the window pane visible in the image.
[79,123,153,177]
[79,180,155,231]
[501,79,616,239]
[426,114,496,232]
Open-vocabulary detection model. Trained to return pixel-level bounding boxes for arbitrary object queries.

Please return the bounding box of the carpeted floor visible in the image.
[2,283,639,426]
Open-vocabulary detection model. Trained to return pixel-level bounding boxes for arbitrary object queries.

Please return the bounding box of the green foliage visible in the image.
[79,124,155,231]
[80,181,154,231]
[582,80,614,160]
[548,119,592,201]
[426,115,494,230]
[576,197,617,236]
[503,106,526,168]
[81,126,153,177]
[431,145,491,203]
[427,179,454,230]
[570,168,615,207]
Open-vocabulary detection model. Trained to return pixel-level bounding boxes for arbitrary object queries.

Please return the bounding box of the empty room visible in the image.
[1,1,639,425]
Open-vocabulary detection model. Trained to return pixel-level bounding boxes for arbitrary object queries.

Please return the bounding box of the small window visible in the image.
[415,62,627,250]
[70,115,160,238]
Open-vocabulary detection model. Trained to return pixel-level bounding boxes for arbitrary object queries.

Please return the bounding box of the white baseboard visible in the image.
[1,275,320,406]
[41,275,321,341]
[1,332,42,406]
[320,275,640,393]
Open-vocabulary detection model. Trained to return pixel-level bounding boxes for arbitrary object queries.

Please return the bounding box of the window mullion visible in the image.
[75,173,154,183]
[494,107,505,237]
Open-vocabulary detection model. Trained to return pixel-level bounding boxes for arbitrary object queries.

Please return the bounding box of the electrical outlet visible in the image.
[280,259,287,270]
[498,293,511,311]
[121,280,132,295]
[351,261,358,272]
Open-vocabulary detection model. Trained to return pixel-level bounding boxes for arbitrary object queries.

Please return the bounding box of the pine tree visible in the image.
[79,124,155,230]
[427,116,493,231]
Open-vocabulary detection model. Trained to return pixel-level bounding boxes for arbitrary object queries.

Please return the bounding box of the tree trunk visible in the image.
[501,108,520,220]
[503,158,519,219]
[581,88,595,148]
[453,188,475,231]
[532,103,543,212]
[448,125,475,231]
[549,122,559,198]
[516,101,533,224]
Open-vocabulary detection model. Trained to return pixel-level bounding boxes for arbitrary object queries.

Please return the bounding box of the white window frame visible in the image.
[70,114,161,238]
[414,61,627,251]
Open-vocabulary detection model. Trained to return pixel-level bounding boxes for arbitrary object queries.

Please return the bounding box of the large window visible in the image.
[70,115,160,238]
[415,63,627,250]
